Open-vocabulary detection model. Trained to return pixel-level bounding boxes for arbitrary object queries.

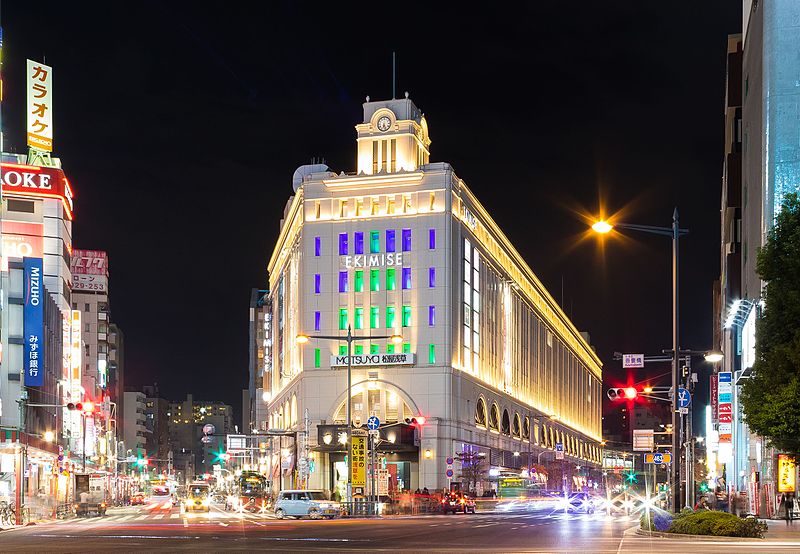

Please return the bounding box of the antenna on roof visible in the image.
[392,51,396,99]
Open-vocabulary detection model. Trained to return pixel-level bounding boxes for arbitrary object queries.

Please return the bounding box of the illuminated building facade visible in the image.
[265,96,603,495]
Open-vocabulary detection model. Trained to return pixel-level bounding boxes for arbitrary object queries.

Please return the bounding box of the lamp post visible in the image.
[592,208,689,513]
[297,328,402,505]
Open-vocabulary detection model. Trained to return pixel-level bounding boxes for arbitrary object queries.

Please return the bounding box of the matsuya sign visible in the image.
[1,162,74,219]
[330,353,415,367]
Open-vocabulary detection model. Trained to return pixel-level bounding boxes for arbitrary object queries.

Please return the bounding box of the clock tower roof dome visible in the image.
[362,94,423,125]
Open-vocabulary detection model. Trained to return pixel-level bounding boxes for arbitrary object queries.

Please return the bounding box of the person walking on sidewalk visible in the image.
[783,493,795,525]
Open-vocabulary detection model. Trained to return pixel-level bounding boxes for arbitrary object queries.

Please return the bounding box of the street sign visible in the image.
[623,354,644,368]
[677,388,691,408]
[555,442,564,460]
[446,457,454,465]
[200,436,211,444]
[367,415,380,430]
[203,424,215,435]
[645,452,672,464]
[633,429,655,452]
[679,407,689,415]
[446,468,454,478]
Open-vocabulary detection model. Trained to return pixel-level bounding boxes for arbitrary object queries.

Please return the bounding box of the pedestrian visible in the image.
[422,487,429,496]
[784,493,795,525]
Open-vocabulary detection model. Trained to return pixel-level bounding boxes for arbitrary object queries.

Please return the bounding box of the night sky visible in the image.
[3,3,741,427]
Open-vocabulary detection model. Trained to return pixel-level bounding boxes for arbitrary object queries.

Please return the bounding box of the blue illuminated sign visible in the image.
[23,257,44,387]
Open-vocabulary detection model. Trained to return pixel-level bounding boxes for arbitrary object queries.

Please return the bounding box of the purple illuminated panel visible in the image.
[314,311,321,331]
[429,267,435,288]
[339,233,348,255]
[386,230,396,253]
[402,267,412,290]
[402,229,412,251]
[315,236,321,256]
[428,305,435,326]
[429,229,436,250]
[339,271,349,293]
[354,232,364,255]
[314,274,321,294]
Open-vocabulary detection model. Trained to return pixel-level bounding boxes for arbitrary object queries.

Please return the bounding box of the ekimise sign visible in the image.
[1,162,74,219]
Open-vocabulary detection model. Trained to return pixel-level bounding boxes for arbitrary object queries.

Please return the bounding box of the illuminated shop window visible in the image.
[402,268,412,290]
[370,307,380,329]
[428,344,436,364]
[314,237,321,256]
[370,269,380,292]
[314,311,321,331]
[370,231,380,253]
[354,270,364,293]
[314,349,321,368]
[401,229,412,251]
[386,229,396,252]
[403,342,411,354]
[354,232,364,255]
[339,345,347,355]
[428,306,435,326]
[402,305,411,327]
[354,307,364,330]
[386,306,396,328]
[370,344,379,355]
[386,268,396,291]
[314,274,321,294]
[338,233,348,255]
[339,309,348,331]
[339,271,349,293]
[429,229,436,249]
[429,267,435,288]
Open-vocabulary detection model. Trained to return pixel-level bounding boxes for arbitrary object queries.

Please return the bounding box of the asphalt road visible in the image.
[2,499,799,552]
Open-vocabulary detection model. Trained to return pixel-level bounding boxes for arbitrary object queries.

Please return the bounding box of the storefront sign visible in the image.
[342,253,403,269]
[23,257,44,387]
[778,454,796,493]
[1,220,44,271]
[1,162,74,219]
[27,59,53,151]
[70,310,82,381]
[350,435,367,487]
[71,250,108,292]
[717,372,732,443]
[331,353,415,368]
[710,374,718,426]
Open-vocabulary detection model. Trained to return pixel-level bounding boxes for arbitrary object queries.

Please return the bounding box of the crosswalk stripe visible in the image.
[135,515,147,521]
[170,513,180,519]
[154,514,164,520]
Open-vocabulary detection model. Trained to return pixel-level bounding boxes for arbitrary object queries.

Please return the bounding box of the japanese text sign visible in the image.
[23,258,44,386]
[27,60,53,152]
[350,435,367,487]
[778,455,796,493]
[622,354,644,368]
[71,250,108,292]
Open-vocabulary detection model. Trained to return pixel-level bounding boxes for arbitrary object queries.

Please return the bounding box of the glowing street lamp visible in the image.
[703,351,724,363]
[591,220,613,234]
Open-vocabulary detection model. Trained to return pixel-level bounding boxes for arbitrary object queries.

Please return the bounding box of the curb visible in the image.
[634,528,764,542]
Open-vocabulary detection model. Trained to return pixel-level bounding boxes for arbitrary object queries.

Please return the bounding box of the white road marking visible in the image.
[170,513,180,519]
[153,514,164,520]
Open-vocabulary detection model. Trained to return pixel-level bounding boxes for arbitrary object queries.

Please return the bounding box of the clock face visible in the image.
[377,116,392,132]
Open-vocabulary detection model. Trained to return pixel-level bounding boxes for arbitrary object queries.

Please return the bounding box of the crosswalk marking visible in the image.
[170,513,180,519]
[154,514,164,520]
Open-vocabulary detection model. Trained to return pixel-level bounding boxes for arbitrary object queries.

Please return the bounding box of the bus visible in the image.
[236,471,269,512]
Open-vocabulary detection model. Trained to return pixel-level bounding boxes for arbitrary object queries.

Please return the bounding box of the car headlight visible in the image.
[318,503,330,509]
[202,498,211,506]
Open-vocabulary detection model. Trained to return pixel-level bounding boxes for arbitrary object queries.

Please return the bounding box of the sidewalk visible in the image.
[766,519,800,541]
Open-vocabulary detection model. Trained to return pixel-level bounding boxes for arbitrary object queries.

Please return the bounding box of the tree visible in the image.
[740,193,800,458]
[455,449,488,495]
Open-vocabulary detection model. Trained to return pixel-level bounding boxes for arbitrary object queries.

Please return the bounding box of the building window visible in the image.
[370,344,379,355]
[314,311,321,331]
[354,270,364,293]
[401,229,412,251]
[402,342,411,354]
[7,199,35,213]
[429,267,435,288]
[339,345,347,355]
[429,229,436,249]
[338,271,349,293]
[402,268,412,290]
[402,305,411,327]
[370,269,380,292]
[315,201,321,219]
[390,139,396,172]
[354,232,364,255]
[339,200,347,217]
[381,140,388,172]
[339,233,348,255]
[489,404,500,432]
[339,309,348,330]
[372,141,378,174]
[388,198,396,214]
[314,236,321,256]
[428,306,435,326]
[475,398,487,427]
[370,231,380,253]
[386,268,396,291]
[354,344,363,355]
[501,409,511,435]
[314,274,321,294]
[386,230,396,252]
[387,343,395,354]
[371,197,379,215]
[428,344,436,364]
[386,306,396,328]
[354,307,364,330]
[314,349,321,368]
[370,306,380,329]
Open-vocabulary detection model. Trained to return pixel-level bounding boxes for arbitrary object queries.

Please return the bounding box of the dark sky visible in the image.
[3,2,741,426]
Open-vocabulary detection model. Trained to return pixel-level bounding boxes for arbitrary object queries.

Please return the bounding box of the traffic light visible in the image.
[625,470,638,484]
[81,401,95,414]
[607,387,638,401]
[136,457,149,467]
[405,416,426,427]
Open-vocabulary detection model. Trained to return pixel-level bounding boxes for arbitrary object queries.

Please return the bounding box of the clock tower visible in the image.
[355,94,431,175]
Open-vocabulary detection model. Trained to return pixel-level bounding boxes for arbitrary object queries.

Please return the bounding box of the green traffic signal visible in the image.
[625,471,638,484]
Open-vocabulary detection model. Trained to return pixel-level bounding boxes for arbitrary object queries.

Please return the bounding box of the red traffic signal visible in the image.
[82,401,95,414]
[405,416,426,427]
[607,387,638,401]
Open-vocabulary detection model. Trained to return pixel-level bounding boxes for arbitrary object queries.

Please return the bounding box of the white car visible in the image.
[273,490,340,519]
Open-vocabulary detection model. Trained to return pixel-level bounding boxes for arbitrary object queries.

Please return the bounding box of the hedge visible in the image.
[640,509,767,538]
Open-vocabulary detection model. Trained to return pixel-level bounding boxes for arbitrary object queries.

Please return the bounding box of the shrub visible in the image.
[639,511,673,532]
[668,510,767,538]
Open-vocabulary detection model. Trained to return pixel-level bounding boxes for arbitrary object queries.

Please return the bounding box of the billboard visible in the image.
[71,250,108,293]
[1,220,43,271]
[1,162,74,219]
[778,454,796,493]
[70,310,81,382]
[350,435,367,488]
[27,59,53,151]
[23,258,44,386]
[717,372,733,443]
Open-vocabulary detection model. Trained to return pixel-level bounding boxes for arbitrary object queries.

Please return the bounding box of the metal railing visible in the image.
[341,501,381,517]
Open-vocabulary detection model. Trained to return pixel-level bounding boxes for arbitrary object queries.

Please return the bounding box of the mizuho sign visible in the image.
[330,353,415,368]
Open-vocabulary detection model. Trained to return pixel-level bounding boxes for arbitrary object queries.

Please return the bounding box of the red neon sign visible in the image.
[1,162,74,219]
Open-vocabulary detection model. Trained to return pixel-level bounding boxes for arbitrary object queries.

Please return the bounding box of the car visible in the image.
[441,492,476,514]
[184,482,211,512]
[130,494,145,506]
[273,490,340,519]
[553,492,596,514]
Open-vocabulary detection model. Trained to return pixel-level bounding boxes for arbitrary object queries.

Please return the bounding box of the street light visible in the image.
[703,350,724,364]
[591,207,689,513]
[296,328,403,505]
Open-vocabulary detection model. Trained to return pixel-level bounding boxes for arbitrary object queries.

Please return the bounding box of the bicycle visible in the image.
[0,501,17,527]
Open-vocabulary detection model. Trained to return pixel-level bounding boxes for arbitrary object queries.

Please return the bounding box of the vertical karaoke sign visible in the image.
[23,257,44,386]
